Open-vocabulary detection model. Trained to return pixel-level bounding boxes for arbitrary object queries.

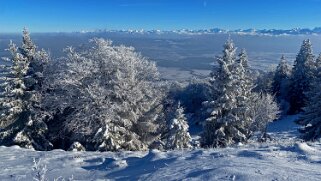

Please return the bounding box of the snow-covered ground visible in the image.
[1,115,321,181]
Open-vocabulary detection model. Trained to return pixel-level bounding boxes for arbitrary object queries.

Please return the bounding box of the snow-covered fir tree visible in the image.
[272,55,291,113]
[0,28,51,150]
[272,55,291,99]
[298,81,321,140]
[0,41,28,127]
[289,39,315,113]
[298,53,321,140]
[232,49,255,137]
[202,39,279,147]
[202,38,252,147]
[43,38,165,151]
[166,102,191,149]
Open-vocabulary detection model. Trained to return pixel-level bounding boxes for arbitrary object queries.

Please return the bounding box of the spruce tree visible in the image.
[272,55,291,98]
[272,55,291,113]
[0,29,51,150]
[166,102,192,149]
[289,39,315,113]
[298,78,321,140]
[202,38,249,147]
[0,41,28,127]
[202,39,278,147]
[233,49,255,137]
[298,53,321,140]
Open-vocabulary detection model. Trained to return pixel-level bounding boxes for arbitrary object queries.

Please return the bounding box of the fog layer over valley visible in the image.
[1,33,321,80]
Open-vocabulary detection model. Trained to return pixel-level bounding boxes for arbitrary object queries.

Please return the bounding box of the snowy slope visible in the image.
[1,115,321,181]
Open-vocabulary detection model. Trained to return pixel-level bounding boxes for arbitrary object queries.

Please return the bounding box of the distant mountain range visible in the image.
[81,27,321,36]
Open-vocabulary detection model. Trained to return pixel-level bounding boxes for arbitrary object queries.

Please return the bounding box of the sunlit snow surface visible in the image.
[1,115,321,181]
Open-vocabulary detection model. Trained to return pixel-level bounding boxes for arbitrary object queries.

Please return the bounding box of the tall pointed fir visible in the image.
[0,28,51,150]
[202,38,251,147]
[289,39,315,113]
[298,71,321,140]
[232,49,255,137]
[272,55,291,113]
[166,102,192,149]
[298,53,321,140]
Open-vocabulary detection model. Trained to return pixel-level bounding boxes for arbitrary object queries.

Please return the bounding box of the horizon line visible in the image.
[2,26,321,34]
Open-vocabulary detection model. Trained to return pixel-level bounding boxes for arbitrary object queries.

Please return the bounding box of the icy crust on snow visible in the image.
[1,115,321,181]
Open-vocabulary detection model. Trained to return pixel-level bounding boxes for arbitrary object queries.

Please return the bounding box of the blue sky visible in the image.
[1,0,321,32]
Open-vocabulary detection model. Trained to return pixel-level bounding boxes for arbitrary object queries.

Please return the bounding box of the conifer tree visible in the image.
[202,39,279,147]
[272,55,291,113]
[202,39,249,147]
[233,49,255,137]
[0,41,28,127]
[166,102,192,149]
[289,39,315,113]
[0,28,51,150]
[298,77,321,140]
[298,53,321,140]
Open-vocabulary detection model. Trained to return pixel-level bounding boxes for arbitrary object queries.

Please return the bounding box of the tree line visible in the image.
[0,29,319,151]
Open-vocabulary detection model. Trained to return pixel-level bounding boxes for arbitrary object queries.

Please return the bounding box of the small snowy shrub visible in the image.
[248,93,279,140]
[32,158,74,181]
[32,158,48,181]
[68,142,85,151]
